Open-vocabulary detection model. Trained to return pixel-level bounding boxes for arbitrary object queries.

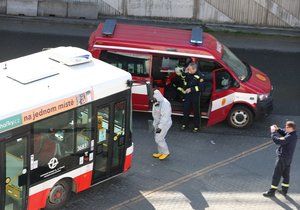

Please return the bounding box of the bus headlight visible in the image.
[258,93,269,101]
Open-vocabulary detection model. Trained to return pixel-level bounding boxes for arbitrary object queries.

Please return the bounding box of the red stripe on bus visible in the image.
[28,189,50,210]
[74,170,93,193]
[123,154,133,172]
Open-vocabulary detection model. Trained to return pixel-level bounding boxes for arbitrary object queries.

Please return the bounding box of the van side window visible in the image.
[198,60,221,72]
[160,56,187,72]
[100,51,150,77]
[198,60,221,81]
[215,70,234,91]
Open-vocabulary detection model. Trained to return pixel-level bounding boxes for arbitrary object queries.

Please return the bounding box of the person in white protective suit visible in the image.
[152,89,172,160]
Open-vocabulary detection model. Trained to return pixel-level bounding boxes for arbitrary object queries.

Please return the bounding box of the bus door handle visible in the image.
[96,144,104,154]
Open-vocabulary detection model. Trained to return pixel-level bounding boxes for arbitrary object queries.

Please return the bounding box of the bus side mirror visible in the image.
[146,81,154,105]
[126,80,133,87]
[233,80,240,88]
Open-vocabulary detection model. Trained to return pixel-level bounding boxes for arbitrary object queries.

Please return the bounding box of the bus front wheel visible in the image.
[45,179,72,209]
[227,105,253,129]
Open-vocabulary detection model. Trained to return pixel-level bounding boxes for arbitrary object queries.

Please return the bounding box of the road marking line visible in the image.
[109,140,273,210]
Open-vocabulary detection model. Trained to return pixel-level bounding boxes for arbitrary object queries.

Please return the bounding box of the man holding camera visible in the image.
[263,121,298,197]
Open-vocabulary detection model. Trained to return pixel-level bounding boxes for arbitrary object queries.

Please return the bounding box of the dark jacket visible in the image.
[185,71,204,95]
[172,74,187,94]
[271,128,297,163]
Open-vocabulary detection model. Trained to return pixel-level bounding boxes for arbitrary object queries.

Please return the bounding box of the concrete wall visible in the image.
[127,0,194,19]
[0,0,6,14]
[7,0,38,16]
[0,0,299,27]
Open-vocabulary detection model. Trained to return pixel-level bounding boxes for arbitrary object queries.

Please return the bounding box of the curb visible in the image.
[1,14,300,37]
[206,23,300,37]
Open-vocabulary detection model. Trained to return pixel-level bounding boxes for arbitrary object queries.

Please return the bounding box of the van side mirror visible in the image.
[233,80,240,88]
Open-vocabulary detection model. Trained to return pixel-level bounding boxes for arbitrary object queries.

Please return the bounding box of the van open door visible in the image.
[207,69,236,126]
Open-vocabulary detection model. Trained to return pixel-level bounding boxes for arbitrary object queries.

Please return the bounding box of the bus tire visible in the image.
[227,105,253,129]
[45,179,72,209]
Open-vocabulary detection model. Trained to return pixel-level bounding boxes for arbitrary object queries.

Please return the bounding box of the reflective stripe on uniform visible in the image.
[194,75,200,79]
[282,183,289,187]
[271,185,278,189]
[195,86,199,92]
[177,87,185,93]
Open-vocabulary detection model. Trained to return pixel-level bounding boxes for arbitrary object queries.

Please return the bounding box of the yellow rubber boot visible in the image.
[159,154,170,160]
[153,153,162,158]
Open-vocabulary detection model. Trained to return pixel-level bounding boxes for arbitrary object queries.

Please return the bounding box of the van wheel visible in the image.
[227,105,253,129]
[45,179,71,209]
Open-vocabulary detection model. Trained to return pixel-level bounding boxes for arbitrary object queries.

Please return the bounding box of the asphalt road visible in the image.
[0,29,299,209]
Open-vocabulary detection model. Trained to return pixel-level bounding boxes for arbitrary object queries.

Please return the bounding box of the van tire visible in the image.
[227,105,253,129]
[45,179,72,209]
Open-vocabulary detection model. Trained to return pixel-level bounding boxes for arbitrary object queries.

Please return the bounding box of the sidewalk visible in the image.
[0,15,299,52]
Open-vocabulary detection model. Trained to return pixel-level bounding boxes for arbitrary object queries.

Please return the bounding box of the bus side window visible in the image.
[76,104,92,152]
[112,101,126,168]
[33,111,75,166]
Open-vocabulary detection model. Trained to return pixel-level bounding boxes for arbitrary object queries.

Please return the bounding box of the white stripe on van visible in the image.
[93,45,215,60]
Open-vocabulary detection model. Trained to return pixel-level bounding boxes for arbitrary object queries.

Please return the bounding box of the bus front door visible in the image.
[93,101,127,182]
[1,133,29,210]
[93,105,111,181]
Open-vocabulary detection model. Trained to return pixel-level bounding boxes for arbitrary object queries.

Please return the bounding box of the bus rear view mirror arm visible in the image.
[146,81,154,104]
[126,80,133,87]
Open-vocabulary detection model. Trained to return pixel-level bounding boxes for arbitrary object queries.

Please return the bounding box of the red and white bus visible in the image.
[0,47,133,210]
[88,20,273,128]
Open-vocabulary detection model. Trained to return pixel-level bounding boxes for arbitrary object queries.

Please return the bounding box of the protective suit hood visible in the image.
[153,90,164,102]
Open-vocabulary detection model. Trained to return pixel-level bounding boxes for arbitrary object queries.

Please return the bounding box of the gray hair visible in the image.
[286,121,296,130]
[188,62,198,70]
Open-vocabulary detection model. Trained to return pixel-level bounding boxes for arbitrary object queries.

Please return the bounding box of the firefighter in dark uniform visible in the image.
[181,62,204,132]
[263,121,298,197]
[169,66,187,102]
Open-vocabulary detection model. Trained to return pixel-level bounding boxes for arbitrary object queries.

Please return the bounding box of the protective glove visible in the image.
[155,128,162,133]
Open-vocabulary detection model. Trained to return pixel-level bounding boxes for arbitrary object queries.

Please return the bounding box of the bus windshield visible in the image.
[222,45,249,81]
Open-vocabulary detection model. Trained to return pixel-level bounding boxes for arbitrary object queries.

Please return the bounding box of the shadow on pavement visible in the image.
[285,195,300,209]
[270,196,293,210]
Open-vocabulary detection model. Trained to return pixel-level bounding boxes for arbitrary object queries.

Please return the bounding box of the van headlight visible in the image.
[258,93,269,101]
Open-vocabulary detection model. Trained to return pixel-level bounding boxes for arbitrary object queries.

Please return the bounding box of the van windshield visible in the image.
[222,45,249,81]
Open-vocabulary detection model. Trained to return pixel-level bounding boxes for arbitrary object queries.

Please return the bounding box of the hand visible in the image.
[200,78,204,82]
[185,88,191,94]
[156,128,162,133]
[270,125,276,133]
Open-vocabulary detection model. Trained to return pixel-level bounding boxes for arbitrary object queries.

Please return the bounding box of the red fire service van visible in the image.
[88,20,273,129]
